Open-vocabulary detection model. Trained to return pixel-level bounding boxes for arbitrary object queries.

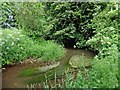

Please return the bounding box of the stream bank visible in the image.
[2,48,95,88]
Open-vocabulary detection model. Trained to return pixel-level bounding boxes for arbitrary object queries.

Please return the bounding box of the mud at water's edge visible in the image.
[2,48,95,88]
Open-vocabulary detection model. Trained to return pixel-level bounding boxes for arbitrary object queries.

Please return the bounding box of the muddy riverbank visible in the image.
[2,48,95,88]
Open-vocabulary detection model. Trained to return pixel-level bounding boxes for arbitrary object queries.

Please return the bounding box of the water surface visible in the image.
[2,48,95,88]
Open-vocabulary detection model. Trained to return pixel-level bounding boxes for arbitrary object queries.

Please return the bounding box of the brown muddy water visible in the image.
[2,48,95,88]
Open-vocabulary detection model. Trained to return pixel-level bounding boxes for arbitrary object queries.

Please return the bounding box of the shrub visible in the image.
[1,28,34,65]
[40,3,118,88]
[0,2,17,28]
[44,2,100,48]
[15,2,50,38]
[1,29,65,66]
[88,46,118,88]
[86,3,118,88]
[1,2,106,48]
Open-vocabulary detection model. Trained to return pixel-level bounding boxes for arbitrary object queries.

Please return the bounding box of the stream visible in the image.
[2,48,95,88]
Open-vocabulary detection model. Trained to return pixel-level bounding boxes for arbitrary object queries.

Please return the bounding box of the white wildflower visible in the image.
[6,47,9,49]
[76,42,79,45]
[101,40,104,43]
[107,42,111,45]
[0,32,2,35]
[7,36,9,38]
[2,42,4,45]
[16,38,20,40]
[105,37,109,40]
[94,55,98,59]
[11,42,14,46]
[110,27,114,30]
[20,47,23,49]
[97,32,101,35]
[8,34,12,37]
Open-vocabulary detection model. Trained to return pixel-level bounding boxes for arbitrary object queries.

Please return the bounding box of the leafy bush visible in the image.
[0,2,17,28]
[86,3,118,52]
[15,2,50,39]
[40,3,118,88]
[67,44,118,88]
[1,29,64,66]
[44,2,100,47]
[59,3,118,88]
[1,28,33,65]
[1,2,106,48]
[85,3,118,88]
[88,45,118,88]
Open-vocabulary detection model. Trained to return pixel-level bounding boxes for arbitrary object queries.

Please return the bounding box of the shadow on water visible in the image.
[2,48,95,88]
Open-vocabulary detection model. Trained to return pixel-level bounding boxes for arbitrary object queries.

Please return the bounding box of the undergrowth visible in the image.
[1,28,64,66]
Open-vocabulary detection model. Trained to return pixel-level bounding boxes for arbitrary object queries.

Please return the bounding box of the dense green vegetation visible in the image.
[1,28,64,65]
[76,3,118,88]
[15,2,107,48]
[44,3,108,48]
[86,3,118,87]
[0,2,118,88]
[15,3,49,38]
